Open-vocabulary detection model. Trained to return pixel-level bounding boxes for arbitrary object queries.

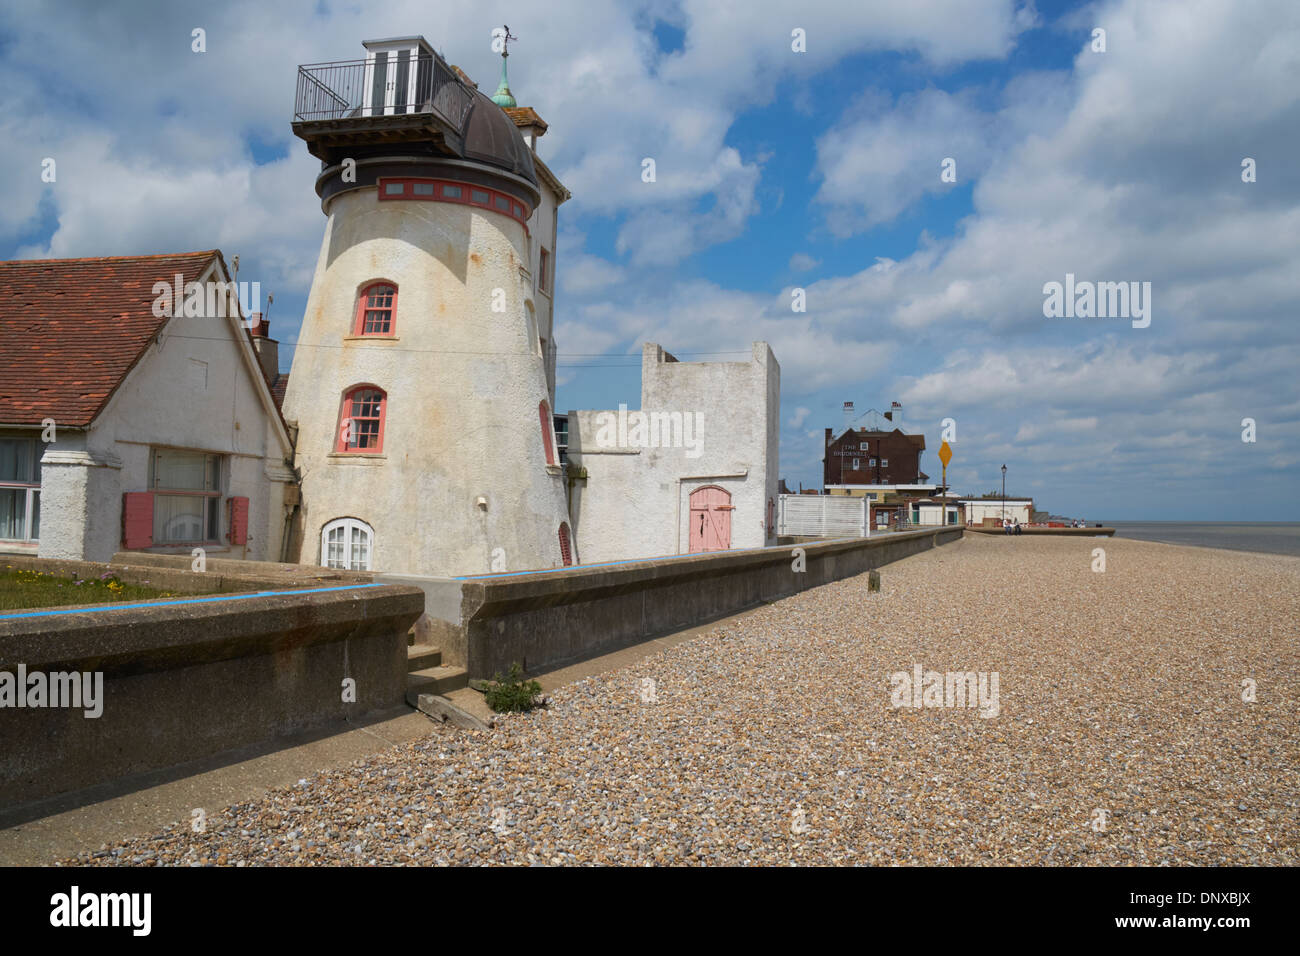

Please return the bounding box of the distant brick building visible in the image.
[823,427,927,488]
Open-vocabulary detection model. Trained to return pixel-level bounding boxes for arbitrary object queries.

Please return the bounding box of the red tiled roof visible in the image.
[503,106,547,132]
[0,251,219,426]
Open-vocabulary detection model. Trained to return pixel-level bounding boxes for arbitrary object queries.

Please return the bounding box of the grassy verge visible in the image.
[0,567,198,611]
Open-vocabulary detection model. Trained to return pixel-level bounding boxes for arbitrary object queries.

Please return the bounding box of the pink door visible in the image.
[689,486,732,552]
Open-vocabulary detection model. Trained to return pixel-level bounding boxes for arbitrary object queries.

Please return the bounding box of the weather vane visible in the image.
[500,24,518,56]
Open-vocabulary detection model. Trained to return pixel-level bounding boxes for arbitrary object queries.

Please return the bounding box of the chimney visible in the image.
[842,401,855,436]
[249,313,280,385]
[503,105,549,154]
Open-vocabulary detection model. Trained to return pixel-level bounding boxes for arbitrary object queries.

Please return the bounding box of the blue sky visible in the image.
[1,0,1297,519]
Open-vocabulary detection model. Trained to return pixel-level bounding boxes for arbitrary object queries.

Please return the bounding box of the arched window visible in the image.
[336,386,387,453]
[321,517,373,571]
[539,400,556,466]
[558,522,573,566]
[353,282,397,336]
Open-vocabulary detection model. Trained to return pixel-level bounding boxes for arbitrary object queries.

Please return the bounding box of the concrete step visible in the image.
[405,666,468,705]
[406,643,442,672]
[413,692,495,731]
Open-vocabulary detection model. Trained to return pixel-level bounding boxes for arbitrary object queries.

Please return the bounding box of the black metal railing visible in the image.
[293,55,474,130]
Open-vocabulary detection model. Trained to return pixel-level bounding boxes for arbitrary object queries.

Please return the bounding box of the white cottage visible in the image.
[0,251,296,563]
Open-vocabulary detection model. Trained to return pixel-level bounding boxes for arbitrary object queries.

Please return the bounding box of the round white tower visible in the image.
[283,36,573,575]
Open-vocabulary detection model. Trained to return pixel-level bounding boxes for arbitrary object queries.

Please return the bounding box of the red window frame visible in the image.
[539,401,556,466]
[377,177,531,231]
[353,282,397,336]
[336,386,387,454]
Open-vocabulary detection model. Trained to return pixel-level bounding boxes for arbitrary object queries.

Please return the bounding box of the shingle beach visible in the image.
[65,534,1299,865]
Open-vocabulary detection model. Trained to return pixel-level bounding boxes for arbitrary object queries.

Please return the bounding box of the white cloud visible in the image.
[3,0,1295,516]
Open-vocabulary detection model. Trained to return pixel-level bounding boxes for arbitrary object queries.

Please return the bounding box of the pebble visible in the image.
[58,536,1298,866]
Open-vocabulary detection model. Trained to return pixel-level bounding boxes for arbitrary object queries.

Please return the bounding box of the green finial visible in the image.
[491,54,516,107]
[491,25,518,107]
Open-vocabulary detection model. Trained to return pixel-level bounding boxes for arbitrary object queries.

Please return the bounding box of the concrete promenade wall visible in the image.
[3,551,378,596]
[0,556,424,808]
[402,527,961,680]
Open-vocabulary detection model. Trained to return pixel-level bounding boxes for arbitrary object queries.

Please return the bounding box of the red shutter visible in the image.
[539,402,555,465]
[122,492,154,549]
[229,496,250,545]
[558,523,573,566]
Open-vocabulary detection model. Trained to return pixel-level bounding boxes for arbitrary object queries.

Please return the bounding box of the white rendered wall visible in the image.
[527,176,560,403]
[569,342,780,564]
[32,273,291,563]
[566,419,649,559]
[282,184,571,576]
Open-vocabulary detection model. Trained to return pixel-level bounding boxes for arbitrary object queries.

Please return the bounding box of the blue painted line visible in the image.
[0,582,388,621]
[453,538,866,581]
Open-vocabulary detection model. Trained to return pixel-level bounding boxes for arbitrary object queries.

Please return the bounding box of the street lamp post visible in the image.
[1001,464,1007,530]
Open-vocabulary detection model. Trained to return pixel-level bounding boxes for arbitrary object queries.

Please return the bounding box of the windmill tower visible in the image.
[283,33,573,575]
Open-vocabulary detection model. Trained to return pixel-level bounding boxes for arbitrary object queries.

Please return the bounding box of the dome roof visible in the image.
[461,89,536,185]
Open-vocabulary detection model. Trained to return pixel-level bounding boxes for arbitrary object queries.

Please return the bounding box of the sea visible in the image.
[1100,521,1300,558]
